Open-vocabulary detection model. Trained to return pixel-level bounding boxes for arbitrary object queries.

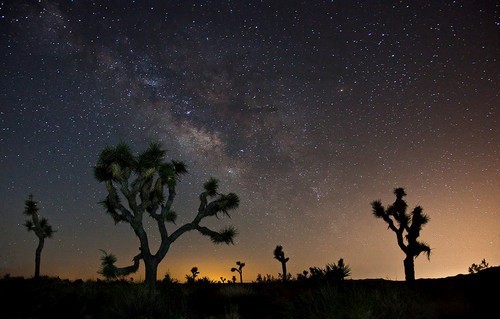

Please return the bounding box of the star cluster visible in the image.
[0,1,498,281]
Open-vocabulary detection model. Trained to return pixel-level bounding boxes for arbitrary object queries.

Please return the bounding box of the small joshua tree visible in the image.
[371,188,431,284]
[231,261,245,283]
[273,245,289,282]
[186,266,199,283]
[22,195,55,279]
[468,259,490,274]
[94,142,239,286]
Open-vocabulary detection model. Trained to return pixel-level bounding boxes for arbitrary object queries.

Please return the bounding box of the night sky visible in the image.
[0,1,498,282]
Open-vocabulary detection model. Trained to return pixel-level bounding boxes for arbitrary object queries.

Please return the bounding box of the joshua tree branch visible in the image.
[168,222,197,243]
[163,186,176,215]
[105,181,133,222]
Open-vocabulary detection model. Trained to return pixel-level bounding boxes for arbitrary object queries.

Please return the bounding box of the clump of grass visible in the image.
[219,284,256,298]
[108,284,186,319]
[292,283,436,319]
[224,303,240,319]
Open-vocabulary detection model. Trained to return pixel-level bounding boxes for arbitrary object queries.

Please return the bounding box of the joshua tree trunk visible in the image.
[404,256,415,284]
[281,262,287,282]
[34,237,44,279]
[144,258,158,286]
[137,229,163,287]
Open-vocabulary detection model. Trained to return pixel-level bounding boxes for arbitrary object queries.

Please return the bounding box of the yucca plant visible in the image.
[94,142,239,286]
[98,249,142,281]
[22,194,55,278]
[325,258,351,282]
[371,188,431,284]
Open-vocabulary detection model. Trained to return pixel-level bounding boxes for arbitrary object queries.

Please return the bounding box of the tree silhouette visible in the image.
[186,266,199,283]
[468,259,489,274]
[98,249,142,281]
[230,261,245,283]
[273,245,289,282]
[371,188,431,284]
[22,195,55,279]
[94,142,239,286]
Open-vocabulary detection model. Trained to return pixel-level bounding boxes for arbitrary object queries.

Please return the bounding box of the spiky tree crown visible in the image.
[94,142,187,185]
[23,195,55,239]
[94,142,188,224]
[231,261,245,272]
[190,267,199,277]
[98,250,118,280]
[371,188,431,260]
[273,245,289,263]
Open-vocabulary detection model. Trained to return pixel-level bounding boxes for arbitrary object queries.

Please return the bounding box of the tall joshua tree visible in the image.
[371,188,431,284]
[273,245,289,282]
[94,142,239,286]
[22,195,55,279]
[231,261,245,283]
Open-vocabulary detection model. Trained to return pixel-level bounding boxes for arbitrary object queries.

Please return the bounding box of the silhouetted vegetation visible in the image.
[98,249,141,281]
[273,245,290,282]
[371,188,431,285]
[186,266,200,284]
[468,258,490,274]
[1,269,498,318]
[230,261,245,283]
[294,258,351,283]
[22,194,55,279]
[94,142,239,286]
[325,258,351,282]
[7,148,493,318]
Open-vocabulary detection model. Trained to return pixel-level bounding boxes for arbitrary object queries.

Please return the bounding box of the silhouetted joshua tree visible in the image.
[98,249,141,281]
[371,188,431,284]
[273,245,289,282]
[468,259,489,274]
[186,266,199,283]
[231,261,245,283]
[94,142,239,286]
[22,195,55,279]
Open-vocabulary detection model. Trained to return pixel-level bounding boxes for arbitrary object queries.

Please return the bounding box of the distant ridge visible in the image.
[440,265,500,280]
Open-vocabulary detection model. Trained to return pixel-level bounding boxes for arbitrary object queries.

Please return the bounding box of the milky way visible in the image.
[0,1,498,281]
